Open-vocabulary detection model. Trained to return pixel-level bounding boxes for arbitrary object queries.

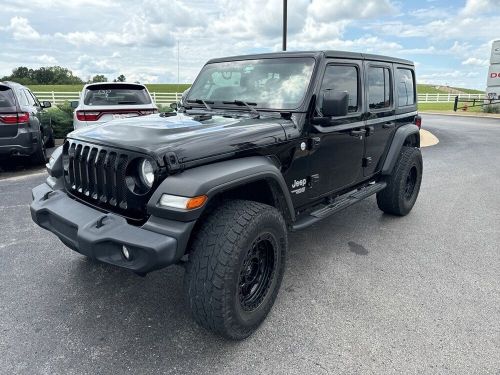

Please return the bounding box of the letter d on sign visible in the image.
[492,73,498,78]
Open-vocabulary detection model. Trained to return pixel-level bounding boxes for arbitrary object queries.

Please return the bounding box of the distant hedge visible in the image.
[46,102,174,139]
[46,102,74,138]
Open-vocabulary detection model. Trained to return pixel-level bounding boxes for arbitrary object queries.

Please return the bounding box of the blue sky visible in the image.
[0,0,498,89]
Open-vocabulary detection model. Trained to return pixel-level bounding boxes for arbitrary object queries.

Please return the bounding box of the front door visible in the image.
[309,60,366,200]
[363,62,397,177]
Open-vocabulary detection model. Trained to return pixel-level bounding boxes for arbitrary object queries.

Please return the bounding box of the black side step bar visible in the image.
[292,182,387,231]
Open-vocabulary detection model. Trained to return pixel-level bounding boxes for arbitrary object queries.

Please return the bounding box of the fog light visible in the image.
[122,245,131,260]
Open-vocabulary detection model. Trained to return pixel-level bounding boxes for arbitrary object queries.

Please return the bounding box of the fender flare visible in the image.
[147,156,295,222]
[381,124,420,175]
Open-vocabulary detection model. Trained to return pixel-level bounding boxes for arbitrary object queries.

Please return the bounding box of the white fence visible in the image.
[417,93,483,103]
[33,91,181,106]
[33,91,485,106]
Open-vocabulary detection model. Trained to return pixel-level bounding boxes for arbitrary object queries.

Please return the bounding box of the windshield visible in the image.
[84,84,152,106]
[187,57,316,110]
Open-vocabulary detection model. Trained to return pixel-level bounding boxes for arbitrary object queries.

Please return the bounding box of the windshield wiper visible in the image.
[187,99,213,110]
[223,100,259,117]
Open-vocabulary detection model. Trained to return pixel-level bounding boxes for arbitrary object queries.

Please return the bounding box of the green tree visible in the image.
[114,74,126,82]
[91,74,108,83]
[1,66,84,85]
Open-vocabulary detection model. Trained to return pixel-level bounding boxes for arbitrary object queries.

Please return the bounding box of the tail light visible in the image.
[414,115,422,129]
[76,111,101,121]
[0,112,30,124]
[76,109,157,121]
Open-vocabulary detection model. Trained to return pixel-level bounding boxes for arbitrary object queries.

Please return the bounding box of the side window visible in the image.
[368,67,392,110]
[26,90,40,107]
[320,65,359,113]
[397,68,415,107]
[16,89,29,106]
[23,89,36,106]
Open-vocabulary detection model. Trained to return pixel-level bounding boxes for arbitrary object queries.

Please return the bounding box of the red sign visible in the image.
[491,73,500,78]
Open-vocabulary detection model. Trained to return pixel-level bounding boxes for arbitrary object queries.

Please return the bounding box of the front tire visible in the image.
[377,146,423,216]
[184,200,287,340]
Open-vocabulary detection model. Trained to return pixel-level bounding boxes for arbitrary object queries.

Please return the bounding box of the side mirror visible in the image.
[169,102,178,110]
[322,90,349,117]
[70,101,79,109]
[42,101,52,108]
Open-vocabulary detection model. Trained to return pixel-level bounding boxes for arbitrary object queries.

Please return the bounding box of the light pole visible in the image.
[282,0,287,51]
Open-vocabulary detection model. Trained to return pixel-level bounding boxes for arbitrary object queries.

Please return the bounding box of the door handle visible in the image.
[383,122,395,129]
[350,129,366,137]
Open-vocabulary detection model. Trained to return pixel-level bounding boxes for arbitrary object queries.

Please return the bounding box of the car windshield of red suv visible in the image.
[83,84,152,106]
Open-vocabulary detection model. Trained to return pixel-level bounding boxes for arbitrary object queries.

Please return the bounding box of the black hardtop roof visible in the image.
[207,50,414,66]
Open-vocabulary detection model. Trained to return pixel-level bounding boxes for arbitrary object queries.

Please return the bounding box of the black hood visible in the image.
[68,112,289,165]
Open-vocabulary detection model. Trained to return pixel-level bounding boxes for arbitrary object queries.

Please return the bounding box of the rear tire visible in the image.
[184,200,287,340]
[377,146,422,216]
[46,127,55,148]
[30,136,47,165]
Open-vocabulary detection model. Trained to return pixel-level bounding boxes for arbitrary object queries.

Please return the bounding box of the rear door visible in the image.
[394,65,418,126]
[363,61,396,177]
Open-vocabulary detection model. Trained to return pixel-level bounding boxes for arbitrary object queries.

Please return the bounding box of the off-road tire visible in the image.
[184,200,287,340]
[377,146,422,216]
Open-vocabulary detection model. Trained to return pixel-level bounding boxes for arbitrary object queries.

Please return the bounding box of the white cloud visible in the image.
[288,35,402,54]
[212,0,309,40]
[409,6,452,19]
[6,17,40,41]
[308,0,396,22]
[0,0,495,90]
[35,54,58,65]
[461,0,500,15]
[462,57,489,66]
[76,55,115,75]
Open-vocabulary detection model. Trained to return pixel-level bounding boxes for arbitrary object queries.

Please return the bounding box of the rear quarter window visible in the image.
[397,68,416,107]
[0,88,16,108]
[84,84,152,106]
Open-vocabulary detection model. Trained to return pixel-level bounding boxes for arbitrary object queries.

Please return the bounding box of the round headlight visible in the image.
[139,159,155,188]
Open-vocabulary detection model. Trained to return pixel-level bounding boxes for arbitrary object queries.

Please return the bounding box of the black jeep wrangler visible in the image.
[31,51,422,340]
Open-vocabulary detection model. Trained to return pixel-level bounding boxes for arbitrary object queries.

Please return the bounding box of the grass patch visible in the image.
[417,84,484,95]
[417,84,447,94]
[418,102,483,112]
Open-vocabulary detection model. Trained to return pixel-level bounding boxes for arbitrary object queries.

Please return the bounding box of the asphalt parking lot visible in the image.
[0,114,499,374]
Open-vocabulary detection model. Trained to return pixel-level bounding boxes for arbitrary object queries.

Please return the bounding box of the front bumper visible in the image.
[30,183,190,274]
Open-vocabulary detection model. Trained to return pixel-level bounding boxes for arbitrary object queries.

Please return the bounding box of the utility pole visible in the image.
[282,0,287,51]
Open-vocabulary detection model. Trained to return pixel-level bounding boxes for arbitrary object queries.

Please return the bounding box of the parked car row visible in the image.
[0,81,159,165]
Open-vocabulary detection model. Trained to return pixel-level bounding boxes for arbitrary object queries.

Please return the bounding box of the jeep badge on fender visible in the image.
[31,51,422,340]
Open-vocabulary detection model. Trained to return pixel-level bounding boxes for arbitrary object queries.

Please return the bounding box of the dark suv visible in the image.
[0,81,54,164]
[31,51,422,339]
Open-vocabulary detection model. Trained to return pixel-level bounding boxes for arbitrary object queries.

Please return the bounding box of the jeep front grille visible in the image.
[62,140,151,221]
